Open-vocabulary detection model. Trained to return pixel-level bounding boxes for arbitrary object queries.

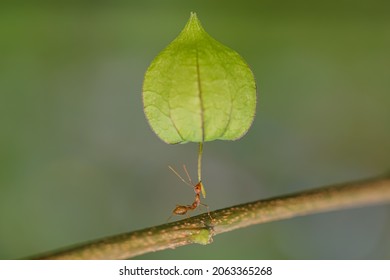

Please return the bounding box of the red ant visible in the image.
[167,165,211,220]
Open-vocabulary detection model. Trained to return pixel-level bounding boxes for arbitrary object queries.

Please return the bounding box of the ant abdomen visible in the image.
[173,205,189,215]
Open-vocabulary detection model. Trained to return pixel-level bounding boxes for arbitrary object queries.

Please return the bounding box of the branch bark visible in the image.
[35,174,390,260]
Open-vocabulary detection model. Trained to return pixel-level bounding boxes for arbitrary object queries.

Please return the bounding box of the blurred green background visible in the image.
[1,0,389,259]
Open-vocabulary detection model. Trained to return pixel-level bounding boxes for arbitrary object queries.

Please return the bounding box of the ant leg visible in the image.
[199,202,213,221]
[166,213,174,222]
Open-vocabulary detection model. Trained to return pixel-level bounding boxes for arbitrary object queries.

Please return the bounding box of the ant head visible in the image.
[192,181,206,198]
[194,182,202,193]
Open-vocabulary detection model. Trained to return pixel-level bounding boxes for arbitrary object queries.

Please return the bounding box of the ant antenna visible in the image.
[168,165,193,188]
[182,164,193,185]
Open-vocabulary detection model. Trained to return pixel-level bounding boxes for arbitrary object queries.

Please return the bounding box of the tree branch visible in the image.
[35,174,390,260]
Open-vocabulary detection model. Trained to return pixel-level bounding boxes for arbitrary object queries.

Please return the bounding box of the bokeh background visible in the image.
[1,0,389,259]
